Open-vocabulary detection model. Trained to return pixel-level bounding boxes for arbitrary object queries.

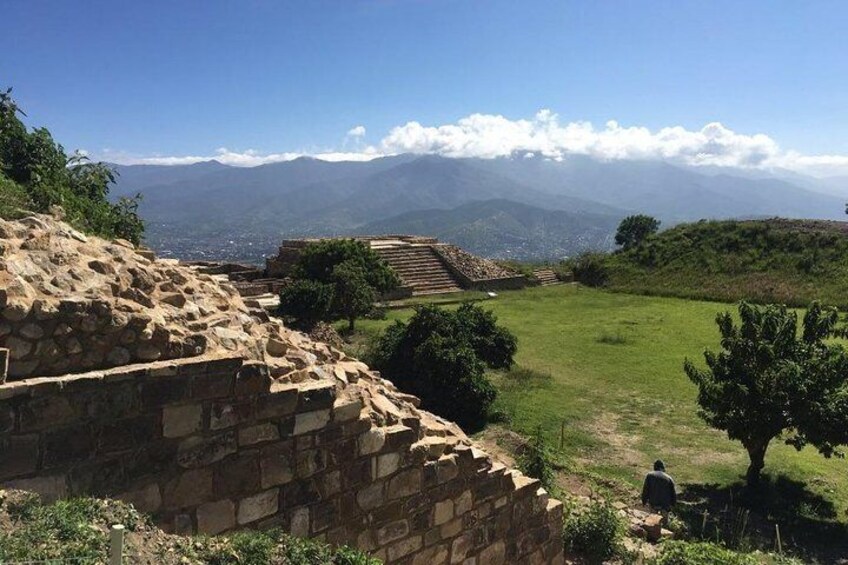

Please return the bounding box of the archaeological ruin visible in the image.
[0,215,563,564]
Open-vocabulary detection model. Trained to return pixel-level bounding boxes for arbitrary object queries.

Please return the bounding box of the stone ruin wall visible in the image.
[0,354,564,564]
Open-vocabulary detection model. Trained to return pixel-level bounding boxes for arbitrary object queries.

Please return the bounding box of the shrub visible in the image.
[562,499,625,563]
[570,252,610,287]
[367,303,516,430]
[517,425,556,493]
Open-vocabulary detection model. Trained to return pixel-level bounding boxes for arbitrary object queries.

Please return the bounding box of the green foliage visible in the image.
[517,425,557,493]
[569,251,610,287]
[615,214,661,249]
[367,302,516,430]
[282,239,399,330]
[604,218,848,307]
[0,493,145,563]
[279,279,335,329]
[685,301,848,485]
[649,540,803,565]
[562,498,625,563]
[0,88,144,243]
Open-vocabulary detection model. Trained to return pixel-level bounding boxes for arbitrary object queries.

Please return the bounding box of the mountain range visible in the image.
[109,154,847,263]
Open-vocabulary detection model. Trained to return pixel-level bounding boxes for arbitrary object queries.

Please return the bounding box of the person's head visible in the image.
[653,459,665,472]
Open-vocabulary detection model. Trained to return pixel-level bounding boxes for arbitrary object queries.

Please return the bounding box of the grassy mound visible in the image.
[601,218,848,307]
[0,490,377,565]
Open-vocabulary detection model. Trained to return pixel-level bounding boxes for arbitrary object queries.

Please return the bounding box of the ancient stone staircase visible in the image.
[532,269,562,286]
[375,244,463,296]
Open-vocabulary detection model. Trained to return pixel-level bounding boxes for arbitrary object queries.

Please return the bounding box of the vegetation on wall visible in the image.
[278,239,400,331]
[367,302,517,430]
[0,88,144,244]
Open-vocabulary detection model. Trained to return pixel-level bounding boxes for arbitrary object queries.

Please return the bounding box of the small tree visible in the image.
[615,214,660,250]
[684,301,848,485]
[330,260,376,332]
[368,303,516,430]
[279,239,399,330]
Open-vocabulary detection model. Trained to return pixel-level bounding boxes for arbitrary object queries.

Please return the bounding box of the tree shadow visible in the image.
[677,474,848,561]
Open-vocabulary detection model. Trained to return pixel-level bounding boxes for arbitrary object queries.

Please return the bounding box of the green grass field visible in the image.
[350,286,848,536]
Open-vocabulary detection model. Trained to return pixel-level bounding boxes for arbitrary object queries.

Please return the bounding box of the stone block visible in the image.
[450,532,473,564]
[0,434,39,480]
[358,427,386,455]
[389,535,423,562]
[375,452,401,479]
[163,468,213,509]
[163,404,203,438]
[238,423,279,446]
[210,401,252,430]
[456,490,473,516]
[97,413,161,454]
[19,395,77,432]
[290,505,310,537]
[191,372,233,400]
[214,453,261,498]
[296,381,335,411]
[293,409,330,435]
[377,519,409,546]
[356,481,385,511]
[235,362,271,397]
[295,449,325,478]
[119,483,162,513]
[260,442,294,488]
[42,424,94,468]
[388,468,422,500]
[440,518,463,540]
[237,488,279,525]
[140,377,189,408]
[310,499,337,533]
[434,499,454,526]
[197,499,236,534]
[255,387,298,419]
[3,474,67,503]
[479,541,506,565]
[177,431,237,468]
[333,397,363,422]
[412,544,449,565]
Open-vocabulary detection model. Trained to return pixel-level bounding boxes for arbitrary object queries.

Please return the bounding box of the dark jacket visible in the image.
[641,470,677,509]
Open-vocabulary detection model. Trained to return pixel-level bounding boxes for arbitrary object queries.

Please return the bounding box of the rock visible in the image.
[161,293,187,308]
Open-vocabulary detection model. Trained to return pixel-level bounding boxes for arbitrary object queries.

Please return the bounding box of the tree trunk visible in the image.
[348,316,355,332]
[745,440,769,486]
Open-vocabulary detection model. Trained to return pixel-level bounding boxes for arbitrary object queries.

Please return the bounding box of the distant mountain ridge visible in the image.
[108,154,846,262]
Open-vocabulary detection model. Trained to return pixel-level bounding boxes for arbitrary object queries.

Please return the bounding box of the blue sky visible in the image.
[2,0,847,173]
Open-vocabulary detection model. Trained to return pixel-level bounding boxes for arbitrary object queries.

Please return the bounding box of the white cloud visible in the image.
[96,111,848,176]
[347,125,366,138]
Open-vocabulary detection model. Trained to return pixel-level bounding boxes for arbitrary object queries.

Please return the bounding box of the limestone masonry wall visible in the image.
[0,354,563,564]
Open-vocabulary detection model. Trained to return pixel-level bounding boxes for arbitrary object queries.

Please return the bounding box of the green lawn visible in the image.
[352,285,848,526]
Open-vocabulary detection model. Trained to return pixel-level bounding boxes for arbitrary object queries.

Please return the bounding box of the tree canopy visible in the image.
[615,214,660,250]
[684,301,848,485]
[367,303,517,430]
[0,88,144,243]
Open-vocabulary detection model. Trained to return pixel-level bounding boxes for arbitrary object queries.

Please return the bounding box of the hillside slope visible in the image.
[604,218,848,307]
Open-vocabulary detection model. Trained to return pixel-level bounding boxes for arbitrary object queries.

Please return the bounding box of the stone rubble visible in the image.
[433,245,517,281]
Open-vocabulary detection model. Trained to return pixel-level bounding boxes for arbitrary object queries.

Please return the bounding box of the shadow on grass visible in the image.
[678,474,848,561]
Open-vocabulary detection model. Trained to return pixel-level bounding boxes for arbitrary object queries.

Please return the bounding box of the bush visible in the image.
[570,252,610,287]
[562,499,625,563]
[517,426,556,493]
[367,303,516,430]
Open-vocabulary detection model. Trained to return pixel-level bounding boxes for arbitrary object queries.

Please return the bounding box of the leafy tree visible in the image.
[0,87,144,243]
[279,239,399,330]
[368,303,516,430]
[615,214,660,250]
[330,260,376,332]
[684,301,848,485]
[278,280,334,329]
